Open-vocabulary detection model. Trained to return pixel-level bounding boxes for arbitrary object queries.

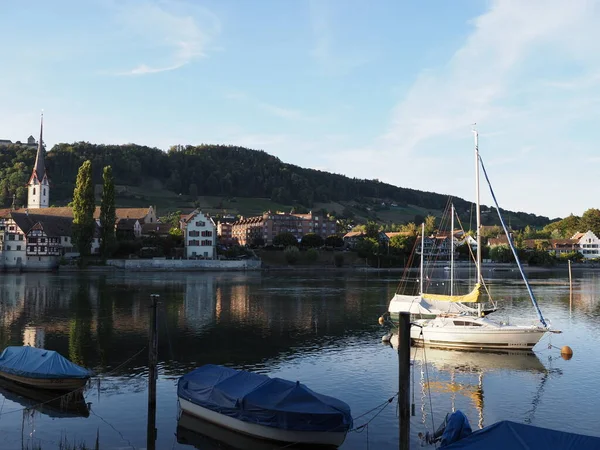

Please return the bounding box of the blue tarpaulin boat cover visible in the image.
[0,346,92,379]
[443,420,600,449]
[178,364,353,432]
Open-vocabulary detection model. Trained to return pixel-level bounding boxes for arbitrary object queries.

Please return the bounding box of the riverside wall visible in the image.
[105,258,262,271]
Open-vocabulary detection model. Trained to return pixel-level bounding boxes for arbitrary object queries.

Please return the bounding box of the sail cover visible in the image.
[0,346,92,379]
[422,283,482,303]
[442,420,600,449]
[178,364,353,432]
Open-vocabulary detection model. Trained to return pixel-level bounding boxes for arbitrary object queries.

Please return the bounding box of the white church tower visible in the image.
[27,113,49,209]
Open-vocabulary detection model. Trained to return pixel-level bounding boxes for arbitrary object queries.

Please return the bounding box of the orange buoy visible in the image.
[378,316,385,326]
[561,345,573,360]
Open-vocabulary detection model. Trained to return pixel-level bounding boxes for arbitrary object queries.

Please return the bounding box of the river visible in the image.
[0,268,598,449]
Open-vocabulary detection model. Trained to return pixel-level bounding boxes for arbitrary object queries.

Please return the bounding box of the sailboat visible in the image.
[387,205,495,322]
[410,129,551,351]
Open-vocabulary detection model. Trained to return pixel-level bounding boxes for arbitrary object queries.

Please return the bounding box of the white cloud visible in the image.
[114,0,220,75]
[318,0,600,218]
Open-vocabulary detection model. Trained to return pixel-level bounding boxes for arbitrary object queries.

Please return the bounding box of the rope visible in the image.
[90,409,136,450]
[98,346,148,378]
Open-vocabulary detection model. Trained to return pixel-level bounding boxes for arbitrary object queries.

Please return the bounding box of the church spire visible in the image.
[33,112,46,181]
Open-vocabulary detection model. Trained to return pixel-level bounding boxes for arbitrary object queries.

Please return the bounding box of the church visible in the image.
[0,115,157,271]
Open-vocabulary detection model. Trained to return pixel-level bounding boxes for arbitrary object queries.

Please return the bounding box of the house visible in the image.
[180,210,216,259]
[141,222,172,238]
[343,231,366,249]
[571,231,600,259]
[548,239,578,256]
[116,218,142,239]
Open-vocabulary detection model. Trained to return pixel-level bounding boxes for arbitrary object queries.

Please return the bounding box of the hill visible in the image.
[0,142,552,228]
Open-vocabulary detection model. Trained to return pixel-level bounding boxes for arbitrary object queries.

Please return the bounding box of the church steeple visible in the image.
[27,112,50,209]
[33,113,46,181]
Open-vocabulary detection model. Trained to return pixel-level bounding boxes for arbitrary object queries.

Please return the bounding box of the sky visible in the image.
[1,0,600,219]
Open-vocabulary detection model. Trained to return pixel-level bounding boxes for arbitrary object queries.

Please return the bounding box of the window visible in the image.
[29,246,35,252]
[33,188,36,195]
[201,230,212,237]
[29,237,37,243]
[195,221,205,227]
[5,245,10,250]
[18,235,23,241]
[189,230,200,237]
[40,246,46,252]
[41,238,46,243]
[8,234,14,240]
[64,237,68,242]
[16,245,21,250]
[201,239,212,246]
[188,239,200,246]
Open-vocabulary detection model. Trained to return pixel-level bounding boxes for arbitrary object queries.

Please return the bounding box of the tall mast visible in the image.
[473,127,482,316]
[420,222,425,295]
[450,204,454,296]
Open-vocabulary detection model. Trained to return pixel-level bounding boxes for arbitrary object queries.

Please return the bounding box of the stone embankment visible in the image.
[105,258,261,271]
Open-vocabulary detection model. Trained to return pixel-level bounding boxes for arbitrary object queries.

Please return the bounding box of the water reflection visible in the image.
[0,271,596,449]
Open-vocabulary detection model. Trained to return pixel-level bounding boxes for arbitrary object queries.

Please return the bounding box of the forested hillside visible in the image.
[0,142,552,227]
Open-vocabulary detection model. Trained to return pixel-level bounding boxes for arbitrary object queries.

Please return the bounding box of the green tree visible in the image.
[356,237,379,258]
[389,234,414,255]
[365,221,380,239]
[489,244,513,263]
[424,215,437,235]
[301,233,324,248]
[72,160,96,257]
[284,245,300,264]
[99,166,116,258]
[325,235,344,248]
[273,232,298,247]
[580,208,600,236]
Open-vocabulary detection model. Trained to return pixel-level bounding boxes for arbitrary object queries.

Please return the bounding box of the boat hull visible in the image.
[410,326,546,350]
[0,371,89,391]
[178,398,348,447]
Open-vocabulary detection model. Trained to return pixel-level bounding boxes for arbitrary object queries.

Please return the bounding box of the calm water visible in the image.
[0,268,598,449]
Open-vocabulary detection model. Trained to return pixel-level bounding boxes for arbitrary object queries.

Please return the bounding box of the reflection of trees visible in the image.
[68,278,92,366]
[96,276,114,367]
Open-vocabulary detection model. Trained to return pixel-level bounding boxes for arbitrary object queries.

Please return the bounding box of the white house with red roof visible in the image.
[180,210,217,259]
[571,231,600,259]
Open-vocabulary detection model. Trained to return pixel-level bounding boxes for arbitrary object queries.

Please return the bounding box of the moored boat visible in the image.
[0,346,92,391]
[177,364,352,447]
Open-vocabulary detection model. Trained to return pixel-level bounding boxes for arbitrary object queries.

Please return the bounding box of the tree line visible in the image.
[0,141,551,228]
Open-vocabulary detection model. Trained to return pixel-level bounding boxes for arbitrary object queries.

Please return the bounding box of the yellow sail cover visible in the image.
[421,283,482,303]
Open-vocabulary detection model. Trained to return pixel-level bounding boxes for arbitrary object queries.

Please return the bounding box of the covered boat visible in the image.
[177,364,353,447]
[442,418,600,449]
[0,346,92,391]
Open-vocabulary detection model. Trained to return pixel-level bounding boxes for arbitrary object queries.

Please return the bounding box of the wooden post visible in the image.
[568,260,573,313]
[147,294,159,450]
[398,312,410,450]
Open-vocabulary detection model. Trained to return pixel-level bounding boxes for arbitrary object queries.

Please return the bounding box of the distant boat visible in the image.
[177,364,352,447]
[0,346,92,391]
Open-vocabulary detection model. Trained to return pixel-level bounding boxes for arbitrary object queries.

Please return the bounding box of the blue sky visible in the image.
[1,0,599,219]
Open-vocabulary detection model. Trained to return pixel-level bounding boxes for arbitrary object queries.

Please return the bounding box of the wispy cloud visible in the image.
[224,91,317,121]
[113,0,220,75]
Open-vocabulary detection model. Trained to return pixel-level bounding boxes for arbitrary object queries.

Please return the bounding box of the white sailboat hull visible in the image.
[411,321,546,350]
[178,398,348,447]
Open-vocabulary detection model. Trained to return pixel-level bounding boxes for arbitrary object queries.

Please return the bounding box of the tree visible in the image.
[284,245,300,264]
[325,235,344,248]
[356,237,379,259]
[489,244,513,263]
[273,232,298,247]
[99,166,116,258]
[580,208,600,236]
[424,215,437,236]
[365,221,380,239]
[301,233,324,248]
[72,160,96,257]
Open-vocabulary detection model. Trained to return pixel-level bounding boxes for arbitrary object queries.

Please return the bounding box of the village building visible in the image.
[0,116,157,270]
[232,211,337,246]
[180,210,217,259]
[572,231,600,259]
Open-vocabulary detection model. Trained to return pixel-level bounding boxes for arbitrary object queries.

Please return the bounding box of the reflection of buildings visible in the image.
[183,278,216,331]
[23,326,45,348]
